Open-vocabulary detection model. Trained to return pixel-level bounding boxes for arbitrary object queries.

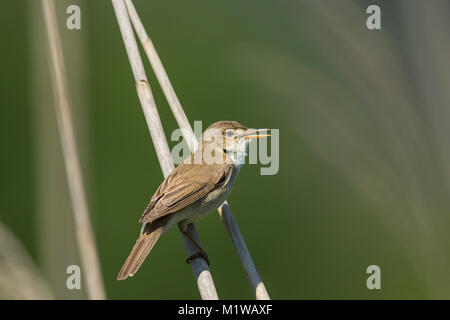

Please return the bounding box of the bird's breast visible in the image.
[164,166,240,230]
[187,167,239,223]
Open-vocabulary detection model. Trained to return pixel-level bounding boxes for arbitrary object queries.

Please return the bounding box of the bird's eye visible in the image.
[226,130,234,137]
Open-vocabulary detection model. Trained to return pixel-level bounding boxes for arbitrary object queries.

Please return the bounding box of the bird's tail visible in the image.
[117,221,164,280]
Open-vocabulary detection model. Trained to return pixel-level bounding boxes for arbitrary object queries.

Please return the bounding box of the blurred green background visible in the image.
[1,0,450,299]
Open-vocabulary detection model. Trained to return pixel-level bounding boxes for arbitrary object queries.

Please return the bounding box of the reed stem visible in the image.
[41,0,106,300]
[124,0,270,300]
[112,0,218,300]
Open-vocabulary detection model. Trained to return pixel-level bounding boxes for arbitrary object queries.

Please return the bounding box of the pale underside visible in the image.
[139,150,240,232]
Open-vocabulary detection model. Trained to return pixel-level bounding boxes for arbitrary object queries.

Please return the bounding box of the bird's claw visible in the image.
[186,250,210,266]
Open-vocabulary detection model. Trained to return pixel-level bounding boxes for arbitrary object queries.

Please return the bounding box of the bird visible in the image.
[117,120,270,280]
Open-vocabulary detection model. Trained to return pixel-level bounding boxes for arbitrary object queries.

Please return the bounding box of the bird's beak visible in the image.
[243,128,271,140]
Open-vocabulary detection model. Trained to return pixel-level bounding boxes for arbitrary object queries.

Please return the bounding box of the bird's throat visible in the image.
[227,139,248,169]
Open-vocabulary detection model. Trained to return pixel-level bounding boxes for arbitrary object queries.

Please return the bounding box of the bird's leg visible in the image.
[178,224,210,265]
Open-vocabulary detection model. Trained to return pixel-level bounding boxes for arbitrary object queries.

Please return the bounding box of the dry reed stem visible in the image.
[112,0,218,300]
[41,0,106,300]
[125,0,270,300]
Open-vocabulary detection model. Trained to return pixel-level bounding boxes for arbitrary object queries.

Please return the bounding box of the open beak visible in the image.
[244,128,271,140]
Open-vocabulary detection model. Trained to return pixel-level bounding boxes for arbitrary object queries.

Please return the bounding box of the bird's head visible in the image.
[201,121,270,166]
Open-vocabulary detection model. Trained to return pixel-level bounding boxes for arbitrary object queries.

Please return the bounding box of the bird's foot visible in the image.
[186,250,210,266]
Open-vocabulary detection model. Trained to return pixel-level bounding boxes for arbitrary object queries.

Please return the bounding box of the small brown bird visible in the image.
[117,120,269,280]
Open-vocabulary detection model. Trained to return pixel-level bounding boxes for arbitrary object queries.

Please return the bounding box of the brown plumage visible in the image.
[139,162,233,224]
[117,121,269,280]
[117,220,166,280]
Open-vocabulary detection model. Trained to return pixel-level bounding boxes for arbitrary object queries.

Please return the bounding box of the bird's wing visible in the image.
[140,162,232,224]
